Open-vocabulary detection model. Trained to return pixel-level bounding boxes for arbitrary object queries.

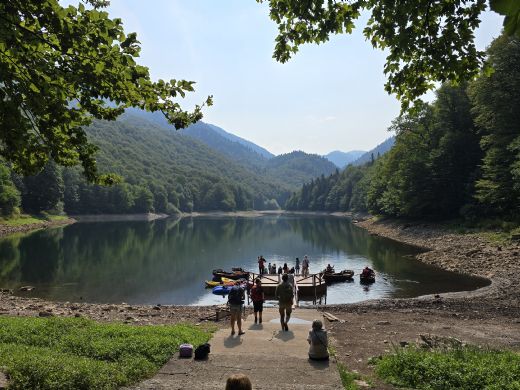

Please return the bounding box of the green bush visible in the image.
[0,316,212,389]
[375,346,520,390]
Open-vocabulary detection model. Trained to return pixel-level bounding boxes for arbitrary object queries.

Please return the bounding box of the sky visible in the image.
[63,1,504,155]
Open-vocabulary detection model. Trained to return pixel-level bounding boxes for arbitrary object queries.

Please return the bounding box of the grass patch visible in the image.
[337,363,362,389]
[374,345,520,390]
[0,316,212,389]
[0,214,68,227]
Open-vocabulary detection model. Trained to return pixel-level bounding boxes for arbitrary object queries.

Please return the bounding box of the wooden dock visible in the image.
[247,272,327,305]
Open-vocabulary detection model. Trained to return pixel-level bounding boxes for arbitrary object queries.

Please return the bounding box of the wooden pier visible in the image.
[247,272,327,306]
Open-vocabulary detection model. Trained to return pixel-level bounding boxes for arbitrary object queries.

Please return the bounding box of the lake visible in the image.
[0,215,489,305]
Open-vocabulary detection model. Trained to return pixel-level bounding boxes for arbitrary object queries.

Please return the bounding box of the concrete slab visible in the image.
[130,308,343,389]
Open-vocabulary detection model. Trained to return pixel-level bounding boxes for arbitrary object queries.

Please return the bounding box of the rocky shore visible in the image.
[0,294,231,326]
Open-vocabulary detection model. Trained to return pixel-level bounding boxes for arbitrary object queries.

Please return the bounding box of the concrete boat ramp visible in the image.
[131,308,342,389]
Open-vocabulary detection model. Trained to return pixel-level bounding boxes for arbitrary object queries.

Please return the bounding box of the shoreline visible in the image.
[0,214,519,325]
[0,217,76,238]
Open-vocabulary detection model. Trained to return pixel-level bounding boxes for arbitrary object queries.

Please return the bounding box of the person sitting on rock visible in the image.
[307,319,329,361]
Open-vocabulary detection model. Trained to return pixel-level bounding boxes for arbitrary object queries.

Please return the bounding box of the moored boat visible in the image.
[323,269,355,283]
[205,280,235,288]
[212,269,250,280]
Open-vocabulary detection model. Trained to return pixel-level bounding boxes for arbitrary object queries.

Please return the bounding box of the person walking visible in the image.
[250,278,265,324]
[275,273,294,331]
[228,281,245,336]
[295,257,300,275]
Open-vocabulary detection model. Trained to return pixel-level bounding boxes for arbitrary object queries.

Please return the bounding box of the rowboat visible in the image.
[323,269,355,283]
[359,272,376,284]
[212,269,250,280]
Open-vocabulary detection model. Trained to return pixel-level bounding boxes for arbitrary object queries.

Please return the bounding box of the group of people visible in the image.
[226,272,329,361]
[258,255,311,276]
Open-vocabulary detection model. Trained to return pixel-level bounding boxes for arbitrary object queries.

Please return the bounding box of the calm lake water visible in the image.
[0,215,489,305]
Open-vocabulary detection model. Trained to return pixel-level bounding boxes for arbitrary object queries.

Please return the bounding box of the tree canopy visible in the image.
[259,0,520,109]
[0,0,212,183]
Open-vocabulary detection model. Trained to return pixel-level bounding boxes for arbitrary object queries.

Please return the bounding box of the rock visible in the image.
[153,305,161,310]
[377,320,391,325]
[38,311,54,317]
[354,379,370,388]
[19,286,34,292]
[0,370,8,389]
[399,341,409,347]
[74,313,81,318]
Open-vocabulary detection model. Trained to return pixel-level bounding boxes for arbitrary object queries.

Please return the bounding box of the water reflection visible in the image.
[0,216,489,305]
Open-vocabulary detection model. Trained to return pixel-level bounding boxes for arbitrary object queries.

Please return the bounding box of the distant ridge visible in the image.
[203,123,274,159]
[352,136,395,166]
[324,150,365,168]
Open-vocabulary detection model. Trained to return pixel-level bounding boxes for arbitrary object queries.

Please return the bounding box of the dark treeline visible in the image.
[286,35,520,221]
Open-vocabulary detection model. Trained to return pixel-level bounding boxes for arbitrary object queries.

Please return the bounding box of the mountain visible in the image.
[125,108,274,161]
[324,150,365,168]
[178,122,268,169]
[202,123,274,159]
[265,151,338,189]
[123,108,337,189]
[351,136,395,166]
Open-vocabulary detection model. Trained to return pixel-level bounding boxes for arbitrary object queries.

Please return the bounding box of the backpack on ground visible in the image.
[179,343,193,358]
[227,286,243,305]
[194,343,211,360]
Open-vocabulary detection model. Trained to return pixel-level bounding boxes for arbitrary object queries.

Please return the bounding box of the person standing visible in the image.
[250,278,265,324]
[302,255,309,277]
[275,273,294,331]
[307,319,329,361]
[295,257,300,275]
[258,256,266,275]
[228,281,245,336]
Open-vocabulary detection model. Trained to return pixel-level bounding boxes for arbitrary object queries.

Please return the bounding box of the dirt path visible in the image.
[130,308,342,390]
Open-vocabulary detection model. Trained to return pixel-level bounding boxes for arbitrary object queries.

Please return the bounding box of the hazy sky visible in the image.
[66,1,504,155]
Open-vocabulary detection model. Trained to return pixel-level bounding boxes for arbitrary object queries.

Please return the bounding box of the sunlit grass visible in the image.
[374,345,520,390]
[0,316,213,389]
[0,214,68,227]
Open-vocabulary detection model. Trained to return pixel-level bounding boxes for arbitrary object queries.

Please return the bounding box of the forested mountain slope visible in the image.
[265,151,338,189]
[351,137,395,166]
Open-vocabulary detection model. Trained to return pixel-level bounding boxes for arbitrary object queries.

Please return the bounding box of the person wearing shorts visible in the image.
[275,273,294,331]
[228,282,245,336]
[250,278,265,324]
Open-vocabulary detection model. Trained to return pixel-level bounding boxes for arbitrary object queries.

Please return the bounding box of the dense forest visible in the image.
[0,113,336,216]
[286,35,520,221]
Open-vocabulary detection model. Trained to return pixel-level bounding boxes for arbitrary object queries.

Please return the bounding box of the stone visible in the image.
[354,379,370,388]
[19,286,35,292]
[399,341,409,347]
[0,370,8,389]
[377,320,391,325]
[38,311,54,317]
